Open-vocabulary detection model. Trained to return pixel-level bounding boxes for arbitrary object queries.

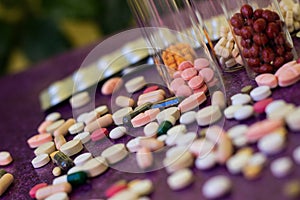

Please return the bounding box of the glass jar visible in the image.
[221,0,297,79]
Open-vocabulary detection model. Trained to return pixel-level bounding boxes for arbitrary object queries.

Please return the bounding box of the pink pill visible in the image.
[136,147,153,169]
[207,77,219,88]
[170,78,186,93]
[292,63,300,74]
[173,71,182,79]
[193,84,208,94]
[253,98,273,114]
[175,85,193,97]
[91,128,108,141]
[38,121,53,134]
[199,68,214,83]
[178,92,207,113]
[145,108,160,121]
[143,85,159,94]
[181,68,198,81]
[194,58,210,70]
[101,77,123,95]
[188,75,204,90]
[255,73,278,89]
[277,67,300,87]
[178,61,194,71]
[131,113,151,128]
[29,183,48,199]
[27,133,53,148]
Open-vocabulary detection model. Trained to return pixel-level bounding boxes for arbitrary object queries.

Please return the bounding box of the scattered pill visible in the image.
[53,118,76,136]
[224,105,243,119]
[101,77,123,95]
[68,122,84,135]
[105,180,127,198]
[241,85,253,94]
[29,183,48,198]
[253,98,273,113]
[125,76,146,93]
[74,153,93,166]
[196,106,222,126]
[60,139,83,157]
[231,93,251,105]
[286,107,300,131]
[73,132,91,144]
[45,112,61,122]
[34,142,56,156]
[156,107,180,124]
[258,133,285,155]
[139,138,164,151]
[38,121,53,134]
[211,91,226,110]
[195,152,217,170]
[202,175,232,199]
[35,182,72,200]
[129,179,153,196]
[91,128,108,141]
[110,126,127,139]
[157,116,176,136]
[116,96,135,108]
[52,167,62,177]
[44,192,69,200]
[270,157,293,178]
[255,73,278,88]
[101,144,128,165]
[82,157,108,178]
[136,148,153,170]
[70,92,90,108]
[179,111,196,124]
[234,105,254,120]
[84,114,113,133]
[227,125,248,139]
[143,122,158,137]
[0,173,14,196]
[54,135,67,150]
[167,168,194,190]
[46,119,65,134]
[0,152,13,166]
[32,154,50,168]
[94,105,109,116]
[167,124,187,136]
[67,171,88,186]
[53,152,75,172]
[250,86,272,101]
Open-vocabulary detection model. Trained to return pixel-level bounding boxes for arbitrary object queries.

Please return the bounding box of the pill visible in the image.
[231,93,251,105]
[131,113,151,128]
[91,128,108,141]
[101,144,128,165]
[170,78,186,93]
[258,133,285,155]
[68,122,84,135]
[175,132,197,146]
[0,170,6,179]
[167,125,187,136]
[109,189,138,200]
[224,105,243,119]
[250,86,271,101]
[115,96,135,108]
[196,106,222,126]
[189,138,214,157]
[138,138,164,151]
[29,183,48,198]
[143,122,158,137]
[151,97,184,110]
[286,107,300,131]
[194,58,210,70]
[227,124,248,139]
[144,108,160,121]
[67,171,88,186]
[211,91,226,110]
[241,85,253,94]
[234,105,254,120]
[265,100,287,115]
[199,68,214,83]
[126,137,142,153]
[181,67,198,81]
[138,89,166,101]
[233,136,248,148]
[166,146,187,158]
[178,92,207,113]
[175,85,193,97]
[137,94,165,106]
[270,157,293,178]
[69,92,90,108]
[0,152,12,166]
[60,139,83,157]
[165,132,184,146]
[94,105,109,116]
[253,98,273,113]
[45,119,65,134]
[163,151,194,173]
[45,112,61,122]
[54,135,66,150]
[157,117,176,137]
[53,175,67,185]
[110,126,127,139]
[167,168,193,190]
[173,70,182,79]
[179,111,196,124]
[195,152,217,170]
[105,180,127,198]
[84,114,113,133]
[34,142,56,156]
[178,60,193,71]
[74,153,92,166]
[123,103,152,126]
[143,85,159,94]
[136,147,153,169]
[82,156,108,177]
[293,146,300,164]
[283,180,300,199]
[83,111,100,125]
[267,103,295,120]
[0,173,14,196]
[32,154,50,168]
[156,107,180,124]
[255,73,278,88]
[67,166,83,175]
[44,192,69,200]
[73,132,91,144]
[51,166,61,176]
[125,76,146,93]
[246,119,284,142]
[53,152,74,172]
[35,182,72,200]
[101,77,122,95]
[129,179,153,196]
[202,175,232,199]
[38,121,53,134]
[188,75,204,90]
[226,148,253,174]
[50,151,59,161]
[275,62,300,87]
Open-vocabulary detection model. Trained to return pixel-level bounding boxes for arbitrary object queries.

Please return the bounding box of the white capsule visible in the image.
[195,152,217,170]
[227,125,248,139]
[231,93,251,105]
[202,175,232,199]
[270,157,293,178]
[234,105,254,120]
[258,133,285,155]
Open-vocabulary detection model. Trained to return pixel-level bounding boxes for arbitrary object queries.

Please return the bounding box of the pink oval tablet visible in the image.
[27,133,53,148]
[29,183,48,198]
[91,128,108,141]
[188,75,204,90]
[181,68,198,81]
[38,121,53,134]
[255,73,278,89]
[105,183,127,198]
[178,61,194,71]
[194,84,208,94]
[170,78,186,93]
[178,92,207,113]
[277,68,300,87]
[131,113,151,128]
[145,108,160,121]
[194,58,210,70]
[199,68,214,83]
[101,77,123,95]
[137,147,153,169]
[207,78,219,88]
[173,71,182,79]
[253,98,273,114]
[175,85,193,97]
[143,85,159,94]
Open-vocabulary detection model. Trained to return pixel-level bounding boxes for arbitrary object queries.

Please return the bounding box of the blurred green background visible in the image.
[0,0,134,76]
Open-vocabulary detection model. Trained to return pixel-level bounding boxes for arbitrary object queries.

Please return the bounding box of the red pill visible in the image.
[253,98,273,114]
[29,183,48,198]
[143,85,159,94]
[178,61,193,71]
[105,183,127,198]
[91,128,108,141]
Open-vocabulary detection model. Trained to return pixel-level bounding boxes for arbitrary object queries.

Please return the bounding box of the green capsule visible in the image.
[67,171,88,186]
[53,151,74,172]
[0,169,7,178]
[241,85,253,94]
[157,120,173,136]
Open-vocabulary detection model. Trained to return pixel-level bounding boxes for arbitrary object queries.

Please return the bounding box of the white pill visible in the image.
[157,134,168,142]
[45,112,61,122]
[226,153,251,174]
[195,152,217,170]
[156,107,180,124]
[67,166,83,175]
[248,153,267,166]
[179,111,196,124]
[196,106,222,126]
[265,100,286,114]
[109,126,127,139]
[211,91,226,110]
[292,146,300,165]
[163,151,194,173]
[60,139,83,157]
[232,136,248,148]
[53,175,67,185]
[270,157,293,178]
[202,175,232,199]
[165,132,184,146]
[94,105,109,116]
[167,124,187,136]
[258,133,285,155]
[101,144,128,165]
[126,137,142,152]
[231,93,251,105]
[70,91,91,108]
[227,125,248,139]
[166,146,188,158]
[82,156,108,178]
[286,107,300,131]
[31,154,50,168]
[143,122,159,137]
[34,141,56,156]
[115,95,135,108]
[250,86,271,101]
[45,192,69,200]
[175,132,197,146]
[234,105,254,120]
[68,122,84,135]
[76,112,89,123]
[109,189,138,200]
[167,168,194,190]
[112,107,133,125]
[74,152,93,166]
[267,104,295,120]
[125,76,146,93]
[73,131,90,144]
[129,179,153,196]
[224,105,243,119]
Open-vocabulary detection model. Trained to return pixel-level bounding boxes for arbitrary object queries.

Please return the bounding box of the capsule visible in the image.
[151,96,185,110]
[157,116,176,136]
[0,173,14,196]
[123,102,152,126]
[53,151,74,172]
[67,171,88,187]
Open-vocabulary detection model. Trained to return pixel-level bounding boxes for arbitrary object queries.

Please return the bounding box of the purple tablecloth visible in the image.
[1,33,300,200]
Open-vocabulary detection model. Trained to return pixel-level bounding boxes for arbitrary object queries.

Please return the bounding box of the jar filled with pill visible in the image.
[221,0,297,79]
[128,0,225,96]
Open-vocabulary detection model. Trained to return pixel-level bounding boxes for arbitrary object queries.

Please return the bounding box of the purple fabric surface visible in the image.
[1,34,300,200]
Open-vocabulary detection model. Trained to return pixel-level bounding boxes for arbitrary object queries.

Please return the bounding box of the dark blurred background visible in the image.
[0,0,134,76]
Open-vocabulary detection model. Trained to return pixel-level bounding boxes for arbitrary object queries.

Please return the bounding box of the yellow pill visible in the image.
[0,173,14,196]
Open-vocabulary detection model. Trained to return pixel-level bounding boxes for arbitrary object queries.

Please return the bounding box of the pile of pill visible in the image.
[279,0,300,33]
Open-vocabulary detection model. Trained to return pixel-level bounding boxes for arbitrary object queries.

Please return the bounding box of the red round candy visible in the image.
[249,44,260,58]
[242,48,251,58]
[273,57,285,68]
[241,26,254,39]
[254,9,263,19]
[276,46,285,56]
[262,47,275,63]
[259,63,273,73]
[297,58,300,64]
[275,34,285,45]
[262,9,276,22]
[266,22,280,39]
[241,39,252,48]
[253,98,273,113]
[241,4,253,19]
[284,52,294,62]
[253,33,268,46]
[230,16,244,29]
[248,58,261,68]
[253,18,267,32]
[233,27,242,36]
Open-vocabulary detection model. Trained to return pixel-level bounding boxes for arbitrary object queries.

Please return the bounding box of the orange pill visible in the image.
[53,118,76,137]
[38,121,53,134]
[84,114,113,133]
[101,77,123,95]
[27,133,53,149]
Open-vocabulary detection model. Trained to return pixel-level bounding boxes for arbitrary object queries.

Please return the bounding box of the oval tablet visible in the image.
[196,106,222,126]
[250,86,271,101]
[82,156,108,177]
[101,77,122,95]
[179,111,196,124]
[224,105,242,119]
[109,126,127,139]
[45,112,61,122]
[112,107,133,125]
[32,154,50,168]
[143,122,158,137]
[60,140,83,157]
[211,91,226,110]
[202,175,232,199]
[258,133,285,155]
[136,147,153,169]
[27,133,53,149]
[34,142,56,156]
[46,119,65,134]
[101,144,128,165]
[199,68,214,83]
[73,132,90,144]
[234,105,254,120]
[0,151,13,166]
[178,92,207,113]
[68,122,84,135]
[167,168,193,190]
[125,76,146,93]
[255,73,278,88]
[69,92,90,108]
[115,96,135,108]
[194,58,210,70]
[270,157,293,178]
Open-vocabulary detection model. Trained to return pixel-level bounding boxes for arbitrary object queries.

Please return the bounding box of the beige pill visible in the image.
[231,47,239,58]
[137,94,165,106]
[68,122,84,135]
[32,154,50,168]
[69,91,90,108]
[138,138,164,151]
[163,151,194,173]
[0,173,14,196]
[109,189,138,200]
[46,119,65,134]
[45,192,69,200]
[225,41,234,50]
[101,144,128,165]
[34,142,56,156]
[82,156,108,177]
[45,112,61,122]
[54,135,66,150]
[52,167,62,177]
[136,147,153,169]
[167,168,193,190]
[73,132,91,144]
[138,89,166,101]
[94,105,109,116]
[60,139,83,157]
[53,119,76,137]
[143,122,159,137]
[116,96,135,107]
[225,58,237,68]
[125,76,147,93]
[211,91,226,110]
[196,106,222,126]
[156,107,180,124]
[112,107,133,125]
[35,182,72,200]
[84,114,113,133]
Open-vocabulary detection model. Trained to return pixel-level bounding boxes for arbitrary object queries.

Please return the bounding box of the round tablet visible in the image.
[126,137,141,153]
[69,91,91,108]
[68,122,84,135]
[224,105,243,119]
[74,153,93,166]
[194,58,210,70]
[46,119,65,134]
[175,85,193,97]
[178,60,193,71]
[270,157,293,178]
[170,78,186,93]
[101,144,128,165]
[109,126,127,139]
[199,68,214,83]
[255,73,278,88]
[250,86,271,101]
[0,151,13,166]
[258,133,285,155]
[82,156,108,177]
[179,111,196,124]
[52,167,61,177]
[112,107,133,125]
[181,67,198,81]
[143,122,158,137]
[45,112,61,122]
[196,106,222,126]
[167,168,194,190]
[34,142,56,156]
[188,76,204,90]
[73,132,91,144]
[115,96,135,108]
[31,154,50,168]
[265,100,286,115]
[101,77,123,95]
[195,152,217,170]
[202,175,232,199]
[125,76,146,93]
[60,139,83,157]
[231,93,251,105]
